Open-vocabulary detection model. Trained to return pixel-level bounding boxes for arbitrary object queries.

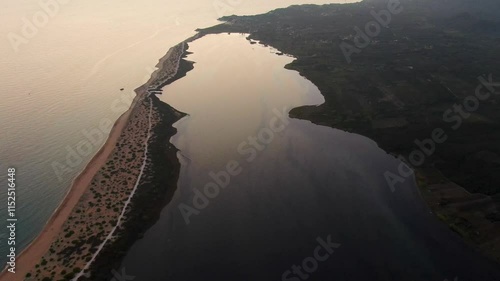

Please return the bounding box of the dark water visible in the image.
[117,34,500,281]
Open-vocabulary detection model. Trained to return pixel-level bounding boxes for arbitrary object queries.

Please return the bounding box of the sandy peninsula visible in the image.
[0,42,188,281]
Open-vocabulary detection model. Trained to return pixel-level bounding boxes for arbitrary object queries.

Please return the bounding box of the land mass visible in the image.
[196,0,500,264]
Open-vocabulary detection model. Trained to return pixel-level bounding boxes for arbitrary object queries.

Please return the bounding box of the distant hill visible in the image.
[415,0,500,20]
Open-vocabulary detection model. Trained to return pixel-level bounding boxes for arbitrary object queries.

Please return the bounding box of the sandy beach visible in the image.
[0,90,147,281]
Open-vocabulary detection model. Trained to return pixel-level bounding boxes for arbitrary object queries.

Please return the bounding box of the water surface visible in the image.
[119,34,500,281]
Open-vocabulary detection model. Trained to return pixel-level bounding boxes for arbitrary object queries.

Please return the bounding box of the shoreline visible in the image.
[415,167,500,263]
[0,89,147,281]
[0,41,190,281]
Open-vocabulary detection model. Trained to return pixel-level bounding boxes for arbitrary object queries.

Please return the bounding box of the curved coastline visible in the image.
[194,10,500,267]
[0,88,146,281]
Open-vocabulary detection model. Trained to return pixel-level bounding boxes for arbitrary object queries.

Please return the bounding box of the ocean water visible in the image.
[0,0,358,267]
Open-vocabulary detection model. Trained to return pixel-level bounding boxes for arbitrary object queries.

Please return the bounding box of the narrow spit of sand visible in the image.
[0,41,189,281]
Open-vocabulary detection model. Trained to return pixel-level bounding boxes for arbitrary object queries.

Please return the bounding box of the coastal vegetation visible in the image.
[25,44,191,281]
